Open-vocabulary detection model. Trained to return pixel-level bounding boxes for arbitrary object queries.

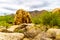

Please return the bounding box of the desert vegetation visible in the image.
[0,8,60,28]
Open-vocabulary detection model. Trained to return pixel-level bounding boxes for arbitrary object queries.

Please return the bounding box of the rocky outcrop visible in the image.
[0,32,24,40]
[1,24,60,40]
[0,25,60,40]
[14,9,32,25]
[7,23,34,32]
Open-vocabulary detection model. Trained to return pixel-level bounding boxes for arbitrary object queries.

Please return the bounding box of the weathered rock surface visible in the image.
[24,26,41,38]
[7,23,34,32]
[7,25,21,32]
[47,28,60,40]
[0,32,24,40]
[33,32,52,40]
[1,25,60,40]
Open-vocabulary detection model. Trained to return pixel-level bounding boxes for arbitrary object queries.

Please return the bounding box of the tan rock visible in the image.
[46,28,60,40]
[33,32,52,40]
[0,32,24,40]
[52,8,60,13]
[23,38,30,40]
[7,23,34,32]
[24,26,41,38]
[7,25,20,32]
[0,27,6,32]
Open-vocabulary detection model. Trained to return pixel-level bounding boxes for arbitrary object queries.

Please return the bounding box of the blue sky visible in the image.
[0,0,60,15]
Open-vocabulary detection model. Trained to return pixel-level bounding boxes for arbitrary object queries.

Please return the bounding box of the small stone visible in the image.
[23,38,30,40]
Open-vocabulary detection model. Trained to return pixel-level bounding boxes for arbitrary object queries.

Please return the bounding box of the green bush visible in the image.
[32,11,60,27]
[32,11,52,25]
[32,16,41,24]
[50,12,60,26]
[0,15,14,27]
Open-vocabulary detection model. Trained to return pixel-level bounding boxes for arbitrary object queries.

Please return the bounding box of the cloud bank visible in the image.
[0,0,60,15]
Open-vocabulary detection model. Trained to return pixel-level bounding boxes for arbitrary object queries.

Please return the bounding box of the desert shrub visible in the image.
[32,11,60,28]
[32,11,52,25]
[50,12,60,27]
[0,15,14,23]
[4,15,14,23]
[39,12,52,25]
[0,15,14,27]
[32,16,41,24]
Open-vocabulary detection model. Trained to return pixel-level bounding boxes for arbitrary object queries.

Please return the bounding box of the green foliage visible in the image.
[39,12,52,25]
[32,11,52,25]
[50,12,60,26]
[32,11,60,28]
[0,15,14,28]
[32,16,41,24]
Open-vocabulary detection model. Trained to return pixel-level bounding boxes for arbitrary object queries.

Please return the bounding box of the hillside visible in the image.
[30,10,48,17]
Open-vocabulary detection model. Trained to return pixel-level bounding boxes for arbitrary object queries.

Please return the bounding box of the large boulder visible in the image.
[14,9,32,25]
[46,28,60,40]
[52,8,60,14]
[0,32,24,40]
[24,25,41,38]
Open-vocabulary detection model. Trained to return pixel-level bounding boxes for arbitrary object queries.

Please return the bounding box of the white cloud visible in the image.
[0,0,60,15]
